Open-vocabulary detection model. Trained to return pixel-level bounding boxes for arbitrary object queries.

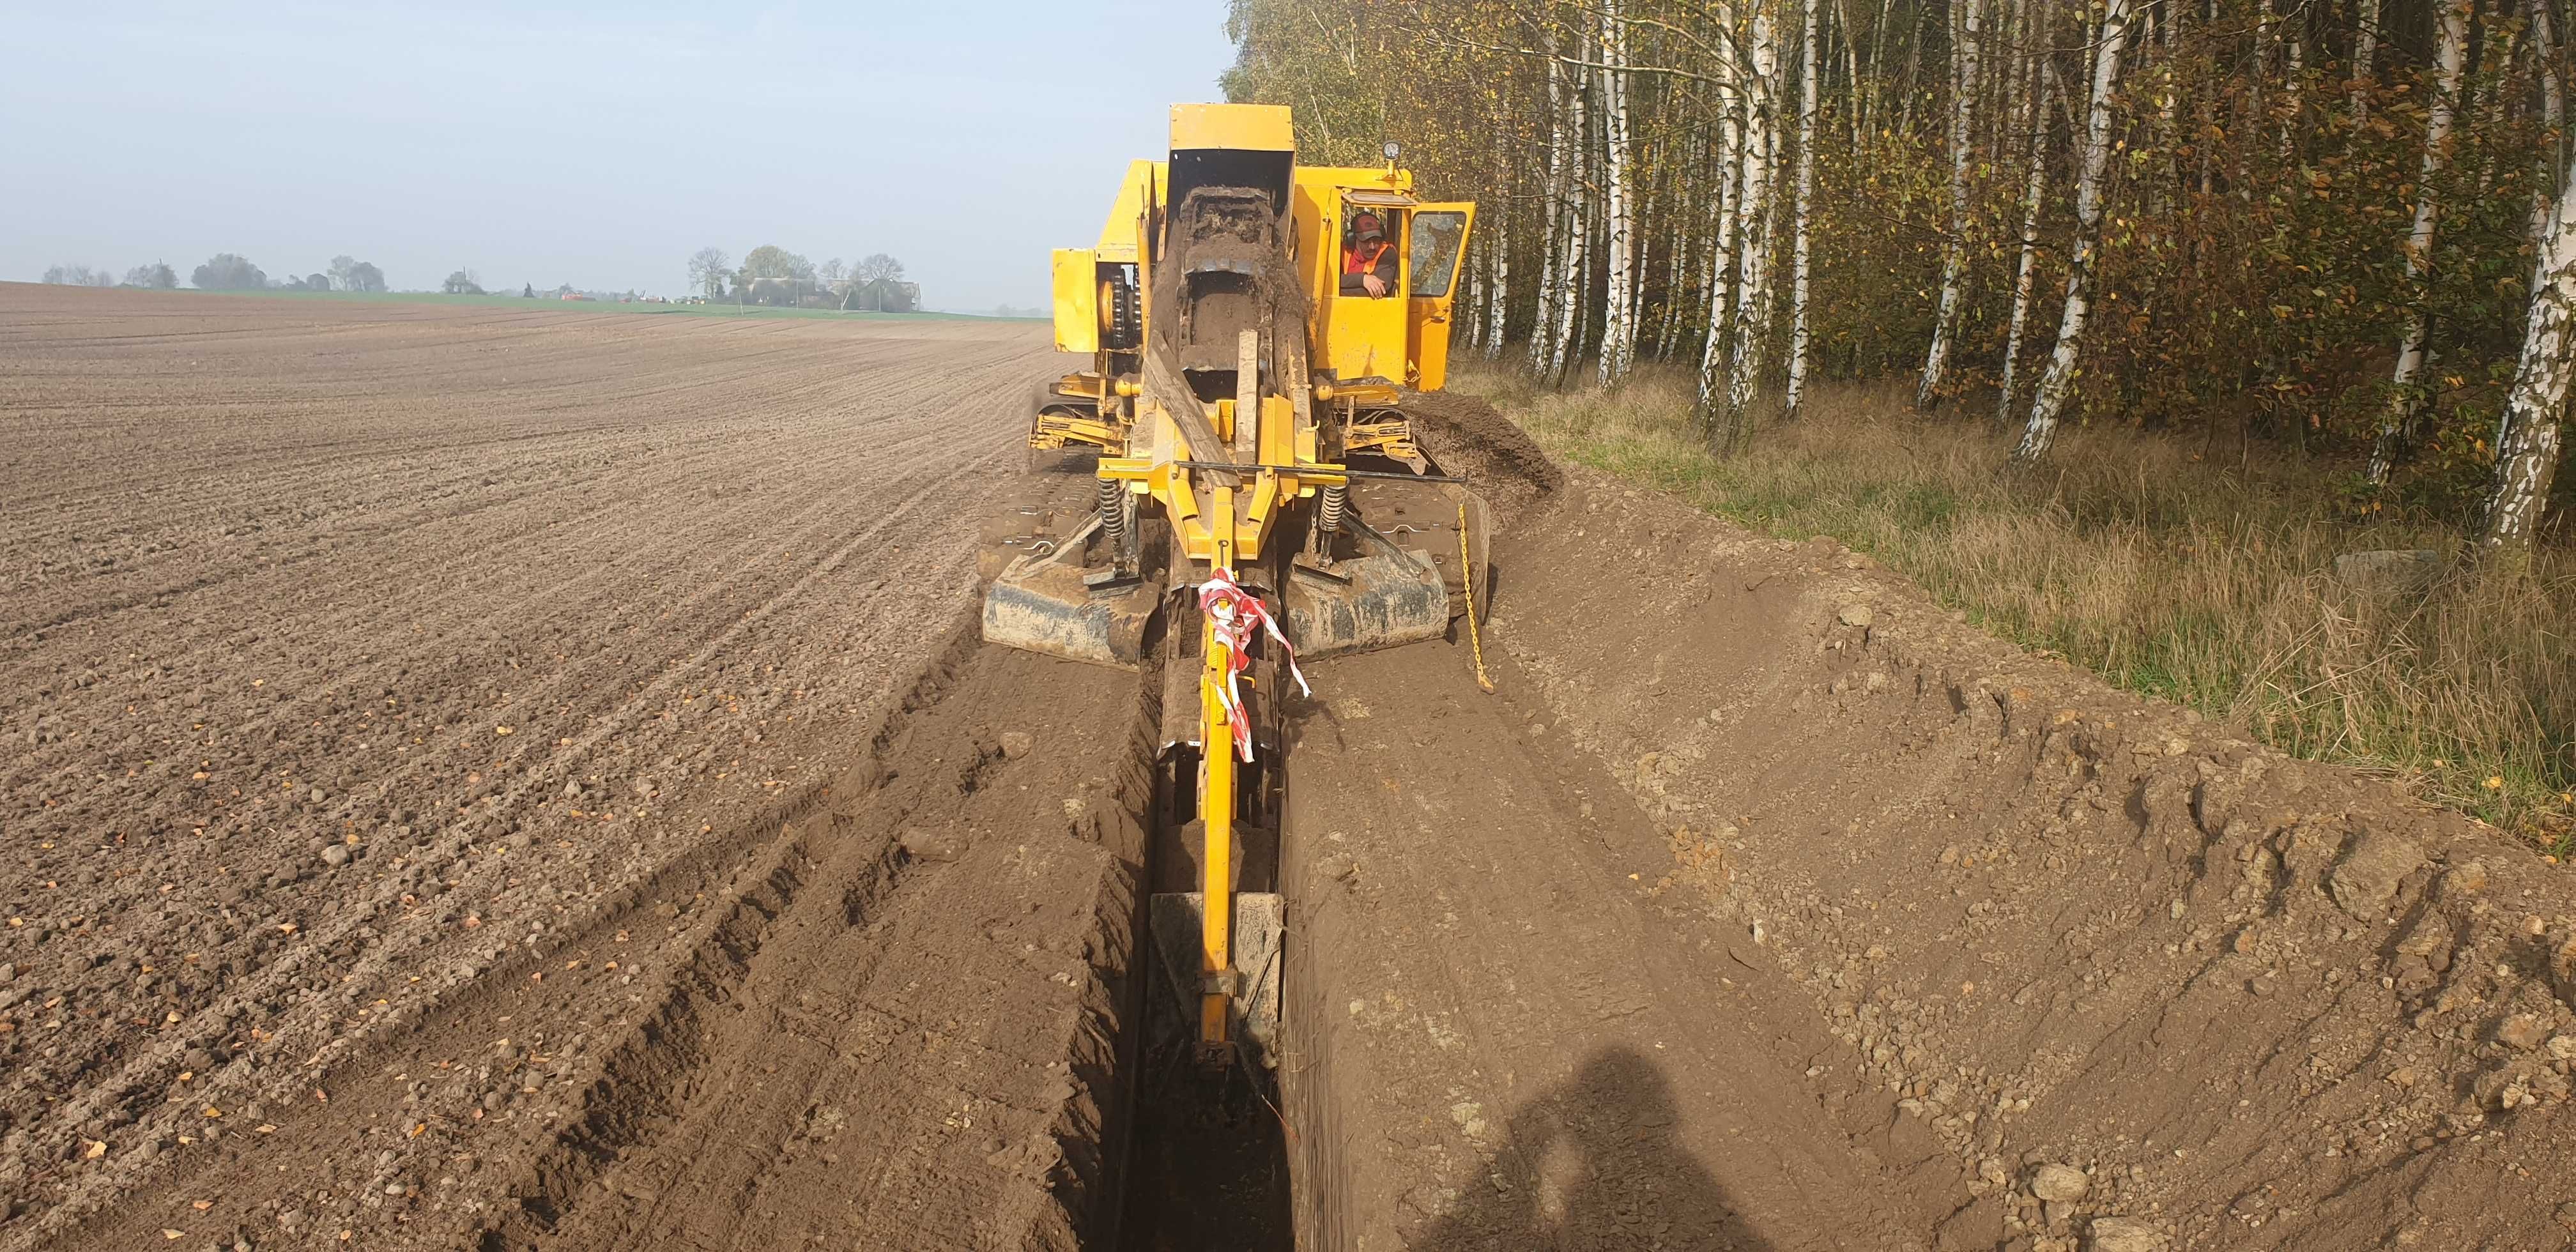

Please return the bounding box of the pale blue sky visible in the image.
[1,1,1238,309]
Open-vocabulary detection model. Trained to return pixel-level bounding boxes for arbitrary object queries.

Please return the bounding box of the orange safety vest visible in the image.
[1344,240,1391,275]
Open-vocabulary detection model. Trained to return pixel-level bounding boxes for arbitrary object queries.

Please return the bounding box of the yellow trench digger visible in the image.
[981,103,1485,1067]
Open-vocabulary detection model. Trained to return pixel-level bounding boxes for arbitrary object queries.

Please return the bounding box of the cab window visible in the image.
[1407,211,1468,299]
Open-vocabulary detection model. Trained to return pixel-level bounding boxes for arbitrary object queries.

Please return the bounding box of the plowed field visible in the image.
[0,286,1099,1249]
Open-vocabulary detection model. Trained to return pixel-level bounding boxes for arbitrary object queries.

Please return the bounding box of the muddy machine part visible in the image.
[981,514,1160,667]
[979,103,1485,1069]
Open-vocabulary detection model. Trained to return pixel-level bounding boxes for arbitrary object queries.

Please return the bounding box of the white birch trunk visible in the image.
[2279,4,2304,162]
[1785,0,1823,421]
[1473,243,1494,358]
[1724,2,1782,444]
[2538,1,2566,144]
[1483,199,1511,360]
[2536,1,2568,254]
[2252,0,2273,135]
[2012,0,2136,462]
[2351,0,2381,121]
[1998,61,2056,423]
[1598,0,1638,386]
[1917,0,1985,409]
[1845,0,1866,155]
[1529,53,1571,377]
[2149,0,2177,218]
[1550,46,1593,386]
[2368,0,2471,483]
[1697,4,1747,424]
[2483,158,2576,551]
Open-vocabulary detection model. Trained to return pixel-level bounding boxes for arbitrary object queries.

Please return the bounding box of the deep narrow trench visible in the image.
[1105,653,1300,1249]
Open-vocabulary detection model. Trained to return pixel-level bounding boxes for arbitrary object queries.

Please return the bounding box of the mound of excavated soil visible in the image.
[1448,468,2576,1250]
[1402,387,1563,521]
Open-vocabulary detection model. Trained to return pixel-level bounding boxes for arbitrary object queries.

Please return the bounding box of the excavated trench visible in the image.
[1107,726,1296,1249]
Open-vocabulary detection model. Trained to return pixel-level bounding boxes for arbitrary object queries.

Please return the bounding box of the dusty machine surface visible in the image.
[983,103,1485,1081]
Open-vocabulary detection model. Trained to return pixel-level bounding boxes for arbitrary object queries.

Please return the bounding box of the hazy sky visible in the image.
[1,2,1237,310]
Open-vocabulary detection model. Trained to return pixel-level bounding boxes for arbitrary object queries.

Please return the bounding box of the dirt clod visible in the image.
[2030,1163,2089,1202]
[2498,1012,2552,1050]
[898,827,963,862]
[2086,1216,2164,1252]
[2328,827,2425,918]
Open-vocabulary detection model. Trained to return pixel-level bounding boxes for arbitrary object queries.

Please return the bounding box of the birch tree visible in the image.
[1598,0,1640,386]
[1917,0,1985,409]
[1697,2,1747,427]
[2481,153,2576,554]
[2368,0,2472,484]
[1784,0,1821,422]
[1997,57,2055,423]
[1720,0,1782,452]
[1546,31,1595,385]
[1529,48,1573,378]
[2014,0,2136,462]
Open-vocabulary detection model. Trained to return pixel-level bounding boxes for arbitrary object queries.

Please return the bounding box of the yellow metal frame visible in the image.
[1169,102,1294,153]
[1343,416,1420,463]
[1050,248,1098,355]
[1031,411,1118,450]
[1032,103,1475,1053]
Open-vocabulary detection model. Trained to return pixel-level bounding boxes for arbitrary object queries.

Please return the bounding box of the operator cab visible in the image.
[1301,181,1475,391]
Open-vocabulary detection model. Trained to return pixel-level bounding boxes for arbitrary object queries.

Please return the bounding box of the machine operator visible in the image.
[1341,212,1397,298]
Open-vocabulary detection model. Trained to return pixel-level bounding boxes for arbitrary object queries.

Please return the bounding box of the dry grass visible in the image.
[1457,363,2576,854]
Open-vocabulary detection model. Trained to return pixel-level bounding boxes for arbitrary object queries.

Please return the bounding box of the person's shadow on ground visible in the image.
[1412,1044,1775,1251]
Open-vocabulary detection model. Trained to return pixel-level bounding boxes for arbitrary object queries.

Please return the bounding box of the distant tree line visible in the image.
[685,245,917,310]
[33,253,396,293]
[40,264,114,287]
[40,262,182,289]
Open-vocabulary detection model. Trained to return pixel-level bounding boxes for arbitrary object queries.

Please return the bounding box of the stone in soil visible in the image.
[2030,1163,2089,1203]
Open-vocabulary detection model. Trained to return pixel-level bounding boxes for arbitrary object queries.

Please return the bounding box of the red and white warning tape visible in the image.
[1197,569,1310,762]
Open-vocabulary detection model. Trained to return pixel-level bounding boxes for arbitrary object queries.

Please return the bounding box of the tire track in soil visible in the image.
[0,286,1078,1249]
[480,636,1154,1252]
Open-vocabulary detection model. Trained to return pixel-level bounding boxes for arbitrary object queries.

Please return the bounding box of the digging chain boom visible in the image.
[1198,498,1241,1055]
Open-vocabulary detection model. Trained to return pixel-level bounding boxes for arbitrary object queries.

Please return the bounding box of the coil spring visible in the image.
[1317,484,1349,537]
[1098,476,1126,548]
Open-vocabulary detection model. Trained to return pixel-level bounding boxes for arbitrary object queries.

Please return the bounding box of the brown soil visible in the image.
[1278,467,2576,1251]
[6,284,2571,1252]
